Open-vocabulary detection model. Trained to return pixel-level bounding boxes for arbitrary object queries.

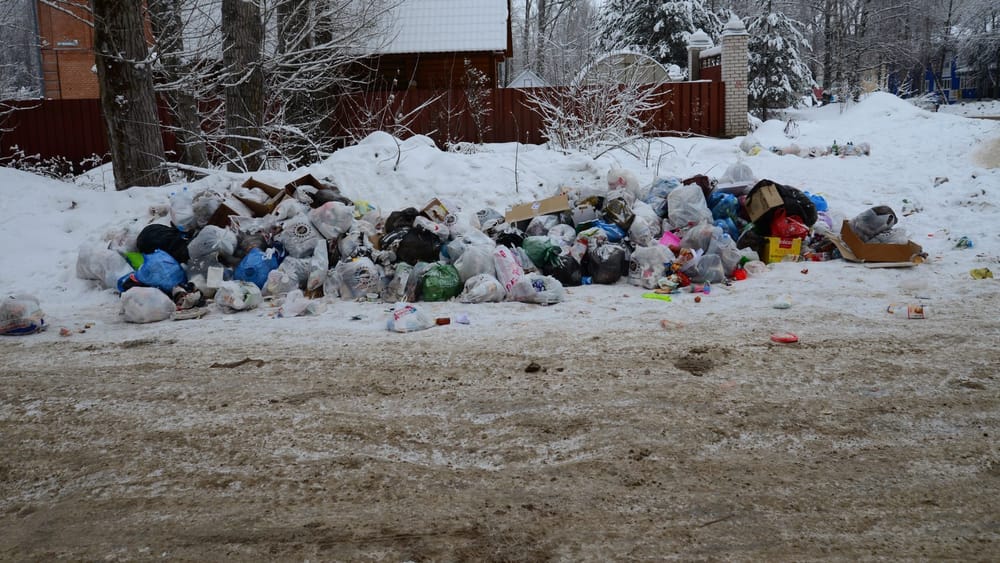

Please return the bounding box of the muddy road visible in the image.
[1,292,999,561]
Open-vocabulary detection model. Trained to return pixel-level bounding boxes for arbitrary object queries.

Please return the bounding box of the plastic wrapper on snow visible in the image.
[279,290,325,317]
[120,287,175,324]
[386,303,435,333]
[510,274,565,305]
[215,281,263,313]
[76,245,134,290]
[459,274,506,303]
[1,294,45,335]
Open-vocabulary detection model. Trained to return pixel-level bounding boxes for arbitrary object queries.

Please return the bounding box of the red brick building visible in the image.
[35,1,99,100]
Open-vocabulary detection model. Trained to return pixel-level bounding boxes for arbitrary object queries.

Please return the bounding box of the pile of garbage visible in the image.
[741,135,871,158]
[70,164,921,327]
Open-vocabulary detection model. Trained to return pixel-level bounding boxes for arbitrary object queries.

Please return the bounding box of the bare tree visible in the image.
[221,0,265,171]
[93,0,169,189]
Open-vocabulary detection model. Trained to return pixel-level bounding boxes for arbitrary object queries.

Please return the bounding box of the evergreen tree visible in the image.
[599,1,721,70]
[746,2,814,120]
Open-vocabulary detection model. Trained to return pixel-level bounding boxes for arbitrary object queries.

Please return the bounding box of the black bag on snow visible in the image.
[137,224,190,263]
[542,253,583,287]
[587,243,627,284]
[385,207,420,234]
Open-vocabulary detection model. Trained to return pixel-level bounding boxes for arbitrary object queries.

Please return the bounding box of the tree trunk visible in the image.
[222,0,264,172]
[148,0,209,171]
[822,0,833,90]
[93,0,169,190]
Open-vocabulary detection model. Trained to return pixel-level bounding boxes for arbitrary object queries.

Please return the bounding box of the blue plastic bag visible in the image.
[135,249,187,292]
[235,248,282,289]
[804,191,828,212]
[714,218,740,241]
[594,220,626,242]
[708,192,739,220]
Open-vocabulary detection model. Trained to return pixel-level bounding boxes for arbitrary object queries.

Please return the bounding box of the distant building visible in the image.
[506,69,549,88]
[34,1,98,99]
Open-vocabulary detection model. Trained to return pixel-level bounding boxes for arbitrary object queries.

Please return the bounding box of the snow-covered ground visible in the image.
[0,92,998,340]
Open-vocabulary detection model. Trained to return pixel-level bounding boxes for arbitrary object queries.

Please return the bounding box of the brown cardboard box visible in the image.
[422,198,450,223]
[838,220,924,263]
[284,173,327,196]
[237,177,286,216]
[505,193,571,223]
[746,182,784,222]
[207,197,254,228]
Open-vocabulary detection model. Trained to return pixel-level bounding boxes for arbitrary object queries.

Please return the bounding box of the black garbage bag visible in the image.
[747,179,818,227]
[494,227,525,249]
[385,207,420,234]
[588,243,627,284]
[137,224,190,263]
[542,253,583,287]
[396,227,442,265]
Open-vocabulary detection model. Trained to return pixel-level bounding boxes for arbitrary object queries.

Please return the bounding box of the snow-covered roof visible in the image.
[506,69,549,88]
[368,0,509,55]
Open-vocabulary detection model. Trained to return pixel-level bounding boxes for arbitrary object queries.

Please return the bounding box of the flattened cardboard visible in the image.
[237,177,286,216]
[839,220,923,263]
[207,198,253,228]
[746,183,784,222]
[505,193,571,223]
[284,173,327,197]
[422,198,450,223]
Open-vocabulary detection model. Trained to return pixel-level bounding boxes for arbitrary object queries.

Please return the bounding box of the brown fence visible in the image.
[2,81,724,170]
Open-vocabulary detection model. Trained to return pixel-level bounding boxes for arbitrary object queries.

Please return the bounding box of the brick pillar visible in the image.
[686,29,712,81]
[721,15,749,137]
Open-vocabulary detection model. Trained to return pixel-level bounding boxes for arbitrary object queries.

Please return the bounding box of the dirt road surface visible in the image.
[2,283,998,561]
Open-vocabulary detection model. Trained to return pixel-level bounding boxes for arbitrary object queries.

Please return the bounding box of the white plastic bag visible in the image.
[215,281,263,313]
[277,214,320,258]
[386,303,435,333]
[493,245,524,294]
[629,245,673,289]
[667,183,712,229]
[187,225,237,260]
[335,257,383,300]
[76,245,134,290]
[0,294,45,335]
[459,274,506,303]
[279,289,326,317]
[414,216,450,241]
[169,187,196,233]
[121,287,175,324]
[453,243,496,283]
[308,201,354,240]
[307,242,329,292]
[264,257,310,296]
[509,274,565,305]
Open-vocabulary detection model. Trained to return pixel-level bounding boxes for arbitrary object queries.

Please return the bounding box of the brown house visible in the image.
[358,0,513,90]
[34,1,98,100]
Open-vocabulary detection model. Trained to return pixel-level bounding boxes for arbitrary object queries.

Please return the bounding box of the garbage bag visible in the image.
[687,253,725,283]
[187,225,237,261]
[396,227,442,266]
[235,247,282,289]
[308,201,354,239]
[276,214,320,259]
[720,161,755,184]
[594,220,626,243]
[522,236,562,268]
[121,287,175,323]
[494,226,525,249]
[601,196,635,231]
[168,187,196,233]
[680,222,719,253]
[385,207,420,234]
[849,206,897,242]
[588,243,627,284]
[459,274,506,303]
[136,249,187,292]
[137,223,190,263]
[454,243,496,283]
[0,294,45,335]
[628,245,672,289]
[414,216,450,241]
[264,256,309,296]
[335,257,384,300]
[509,274,565,305]
[708,192,740,221]
[629,216,655,246]
[215,280,263,313]
[770,208,809,239]
[307,242,329,292]
[76,245,134,290]
[541,253,582,287]
[420,263,462,302]
[747,180,818,227]
[643,176,681,218]
[279,289,325,317]
[525,215,559,236]
[493,245,524,294]
[339,229,373,261]
[386,303,435,333]
[446,231,494,262]
[191,189,223,230]
[667,183,712,229]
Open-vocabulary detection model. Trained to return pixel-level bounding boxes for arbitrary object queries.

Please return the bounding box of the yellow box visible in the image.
[763,236,802,263]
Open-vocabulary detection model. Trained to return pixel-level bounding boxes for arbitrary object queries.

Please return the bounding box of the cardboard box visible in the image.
[236,177,287,216]
[746,182,784,222]
[422,198,450,223]
[505,193,571,223]
[839,220,924,263]
[763,236,803,263]
[284,173,328,197]
[206,198,253,228]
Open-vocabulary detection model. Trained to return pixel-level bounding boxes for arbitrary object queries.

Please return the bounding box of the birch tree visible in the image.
[93,0,169,189]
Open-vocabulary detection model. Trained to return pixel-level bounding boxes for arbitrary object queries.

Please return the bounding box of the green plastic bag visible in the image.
[420,263,462,302]
[522,236,561,268]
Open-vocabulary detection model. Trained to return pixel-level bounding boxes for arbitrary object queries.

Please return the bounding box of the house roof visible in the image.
[506,69,549,88]
[369,0,509,55]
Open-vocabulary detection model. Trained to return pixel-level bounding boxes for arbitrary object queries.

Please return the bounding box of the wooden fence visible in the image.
[1,81,724,171]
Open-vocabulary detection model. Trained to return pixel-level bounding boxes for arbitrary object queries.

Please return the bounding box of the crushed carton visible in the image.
[746,182,784,222]
[505,193,571,223]
[236,177,287,216]
[838,220,923,264]
[422,198,451,223]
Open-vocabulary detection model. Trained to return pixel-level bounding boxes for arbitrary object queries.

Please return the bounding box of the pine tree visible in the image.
[599,1,721,71]
[746,2,814,120]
